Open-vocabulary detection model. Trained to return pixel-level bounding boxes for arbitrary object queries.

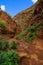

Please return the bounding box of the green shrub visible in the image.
[0,31,3,35]
[0,19,6,27]
[25,22,43,43]
[0,38,9,50]
[10,40,17,49]
[16,24,38,40]
[0,51,7,64]
[25,31,39,43]
[16,28,30,40]
[16,22,43,43]
[0,50,19,65]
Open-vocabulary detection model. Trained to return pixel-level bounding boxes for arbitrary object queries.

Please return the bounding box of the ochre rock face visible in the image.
[34,0,43,14]
[0,11,17,34]
[33,0,43,39]
[16,38,43,65]
[15,0,43,65]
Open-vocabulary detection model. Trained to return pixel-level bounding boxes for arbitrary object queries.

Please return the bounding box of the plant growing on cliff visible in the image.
[16,22,43,43]
[0,38,9,50]
[0,50,19,65]
[10,40,17,49]
[0,19,6,27]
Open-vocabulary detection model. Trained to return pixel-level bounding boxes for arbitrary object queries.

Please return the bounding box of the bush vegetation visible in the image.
[0,38,17,50]
[16,28,30,40]
[0,19,6,27]
[0,38,9,50]
[10,40,17,49]
[16,22,43,43]
[25,31,39,43]
[0,50,19,65]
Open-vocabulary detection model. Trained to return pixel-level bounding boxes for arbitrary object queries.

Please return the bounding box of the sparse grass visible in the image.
[16,28,30,40]
[16,22,43,43]
[0,37,17,50]
[0,31,2,35]
[0,38,9,50]
[25,31,39,43]
[10,40,17,49]
[0,19,6,27]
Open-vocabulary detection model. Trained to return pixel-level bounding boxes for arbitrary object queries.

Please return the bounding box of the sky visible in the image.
[0,0,38,17]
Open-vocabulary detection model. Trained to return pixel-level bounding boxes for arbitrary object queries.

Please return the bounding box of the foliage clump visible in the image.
[0,50,19,65]
[0,38,9,50]
[10,40,17,49]
[0,19,6,27]
[0,37,17,50]
[16,22,43,43]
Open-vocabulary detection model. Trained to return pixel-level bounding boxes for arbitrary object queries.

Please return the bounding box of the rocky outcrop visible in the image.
[13,0,43,65]
[0,11,18,39]
[0,11,17,33]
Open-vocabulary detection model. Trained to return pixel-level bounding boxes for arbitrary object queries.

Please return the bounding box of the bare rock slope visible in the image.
[13,0,43,65]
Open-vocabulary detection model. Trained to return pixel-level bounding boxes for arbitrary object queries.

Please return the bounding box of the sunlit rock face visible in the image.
[14,0,43,65]
[0,11,17,39]
[33,0,43,39]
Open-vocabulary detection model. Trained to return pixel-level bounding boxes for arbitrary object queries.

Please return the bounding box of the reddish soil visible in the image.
[15,37,43,65]
[15,0,43,65]
[0,11,22,38]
